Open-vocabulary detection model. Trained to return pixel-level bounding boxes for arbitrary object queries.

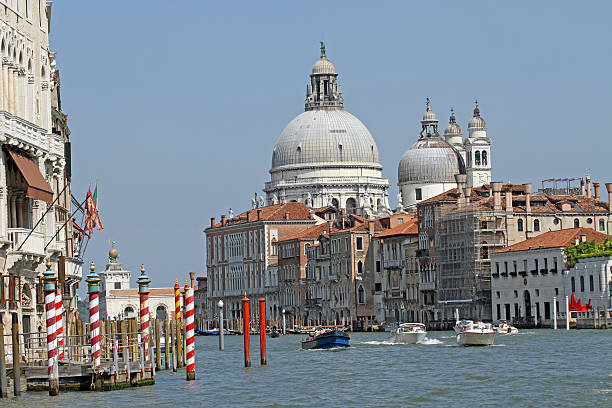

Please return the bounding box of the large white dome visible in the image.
[271,109,382,170]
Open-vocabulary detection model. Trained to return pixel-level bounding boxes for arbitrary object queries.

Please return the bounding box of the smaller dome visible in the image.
[312,58,336,75]
[445,111,462,136]
[468,105,486,129]
[398,138,466,184]
[422,98,438,123]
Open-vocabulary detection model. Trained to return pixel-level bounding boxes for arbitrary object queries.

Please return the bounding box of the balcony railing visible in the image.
[419,282,435,290]
[8,228,45,255]
[383,259,402,269]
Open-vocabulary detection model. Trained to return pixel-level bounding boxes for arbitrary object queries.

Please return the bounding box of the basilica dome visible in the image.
[398,138,465,184]
[271,109,381,170]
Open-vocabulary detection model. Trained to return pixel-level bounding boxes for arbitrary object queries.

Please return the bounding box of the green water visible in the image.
[3,329,611,407]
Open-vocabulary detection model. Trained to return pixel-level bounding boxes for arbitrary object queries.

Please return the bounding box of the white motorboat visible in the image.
[455,320,495,346]
[389,323,427,344]
[494,321,519,334]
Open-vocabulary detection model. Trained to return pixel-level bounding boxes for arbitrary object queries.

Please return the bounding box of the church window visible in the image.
[600,219,606,231]
[534,219,540,232]
[415,188,422,201]
[475,151,481,166]
[357,260,363,275]
[574,218,580,228]
[482,151,488,166]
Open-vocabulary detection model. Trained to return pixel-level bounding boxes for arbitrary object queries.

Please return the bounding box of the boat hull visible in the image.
[390,332,427,344]
[301,334,350,350]
[457,332,495,346]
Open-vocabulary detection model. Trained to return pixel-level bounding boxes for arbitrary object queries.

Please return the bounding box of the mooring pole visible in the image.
[174,280,183,368]
[259,298,267,365]
[55,290,64,361]
[565,295,570,331]
[137,265,151,361]
[0,323,7,398]
[553,296,557,330]
[86,262,101,370]
[282,308,286,335]
[242,294,251,368]
[43,260,59,396]
[185,284,195,381]
[218,300,224,351]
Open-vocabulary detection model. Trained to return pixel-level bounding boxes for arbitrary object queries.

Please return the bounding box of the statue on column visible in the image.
[396,191,405,213]
[252,193,258,209]
[228,208,234,218]
[258,194,265,208]
[305,192,313,208]
[270,193,278,205]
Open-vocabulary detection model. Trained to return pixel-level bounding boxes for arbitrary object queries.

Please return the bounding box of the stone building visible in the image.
[398,100,491,210]
[265,43,390,216]
[205,202,322,329]
[194,275,210,329]
[417,179,612,323]
[99,247,175,321]
[491,228,611,327]
[0,2,79,344]
[373,213,420,324]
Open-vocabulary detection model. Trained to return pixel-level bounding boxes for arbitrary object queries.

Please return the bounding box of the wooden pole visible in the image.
[176,318,183,368]
[120,320,128,362]
[259,298,267,365]
[0,323,7,398]
[164,319,170,370]
[171,320,177,372]
[155,319,162,371]
[242,294,251,368]
[11,322,20,396]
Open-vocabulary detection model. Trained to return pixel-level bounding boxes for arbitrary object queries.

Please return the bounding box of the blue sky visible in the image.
[50,1,612,288]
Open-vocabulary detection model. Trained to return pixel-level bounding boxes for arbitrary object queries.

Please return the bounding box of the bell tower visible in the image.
[465,101,492,188]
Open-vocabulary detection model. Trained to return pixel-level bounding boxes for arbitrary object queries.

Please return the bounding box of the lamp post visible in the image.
[217,300,224,351]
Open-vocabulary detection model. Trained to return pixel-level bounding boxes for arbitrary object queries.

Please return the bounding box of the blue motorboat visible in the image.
[301,328,350,350]
[196,328,238,336]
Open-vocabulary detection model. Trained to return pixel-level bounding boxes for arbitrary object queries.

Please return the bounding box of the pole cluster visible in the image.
[43,260,59,396]
[185,285,195,380]
[87,262,101,370]
[55,291,64,361]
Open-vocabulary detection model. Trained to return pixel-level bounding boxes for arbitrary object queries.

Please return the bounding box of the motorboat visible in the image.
[389,323,427,344]
[195,328,239,336]
[455,320,495,346]
[270,327,280,338]
[494,321,519,334]
[301,327,350,350]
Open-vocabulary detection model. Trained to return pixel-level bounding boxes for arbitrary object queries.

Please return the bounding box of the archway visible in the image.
[124,306,136,319]
[523,290,531,317]
[156,305,167,319]
[346,197,357,214]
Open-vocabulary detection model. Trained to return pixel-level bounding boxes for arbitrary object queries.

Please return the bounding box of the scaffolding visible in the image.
[539,178,582,195]
[435,204,507,321]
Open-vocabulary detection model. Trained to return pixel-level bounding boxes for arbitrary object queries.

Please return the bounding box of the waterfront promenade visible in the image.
[6,330,611,407]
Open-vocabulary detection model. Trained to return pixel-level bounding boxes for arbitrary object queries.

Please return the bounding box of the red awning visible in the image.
[6,150,54,203]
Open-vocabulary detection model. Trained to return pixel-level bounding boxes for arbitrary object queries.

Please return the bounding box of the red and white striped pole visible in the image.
[185,284,195,380]
[43,260,59,396]
[55,290,64,361]
[86,262,101,370]
[137,264,151,361]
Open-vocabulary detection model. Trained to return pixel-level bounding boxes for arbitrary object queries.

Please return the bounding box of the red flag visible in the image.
[84,187,103,232]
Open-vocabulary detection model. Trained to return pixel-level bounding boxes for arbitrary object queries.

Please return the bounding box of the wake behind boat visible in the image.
[389,323,427,344]
[301,327,350,350]
[455,320,495,346]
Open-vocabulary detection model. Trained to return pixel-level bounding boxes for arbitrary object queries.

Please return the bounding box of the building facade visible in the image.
[264,43,390,216]
[205,202,321,330]
[0,1,79,346]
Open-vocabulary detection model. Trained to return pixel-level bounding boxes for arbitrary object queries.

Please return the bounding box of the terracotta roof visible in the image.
[375,217,419,238]
[493,228,612,254]
[277,223,330,243]
[208,202,313,229]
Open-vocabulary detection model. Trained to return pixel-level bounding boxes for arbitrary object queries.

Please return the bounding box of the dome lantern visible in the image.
[419,98,441,139]
[305,42,343,111]
[468,99,487,131]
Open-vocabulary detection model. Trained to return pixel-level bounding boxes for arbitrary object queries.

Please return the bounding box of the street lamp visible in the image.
[217,300,224,351]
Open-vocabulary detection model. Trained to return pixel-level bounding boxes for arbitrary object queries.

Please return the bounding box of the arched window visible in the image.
[156,305,167,319]
[533,219,540,232]
[358,285,365,304]
[482,151,488,166]
[345,197,357,214]
[357,260,363,275]
[480,244,489,260]
[600,219,606,231]
[475,151,481,166]
[579,276,584,292]
[571,277,575,292]
[331,198,339,208]
[124,306,135,318]
[574,218,580,228]
[517,219,524,232]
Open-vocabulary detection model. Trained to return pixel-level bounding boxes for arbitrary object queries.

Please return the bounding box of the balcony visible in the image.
[419,282,435,291]
[385,289,403,299]
[383,259,402,269]
[328,273,339,282]
[8,228,45,256]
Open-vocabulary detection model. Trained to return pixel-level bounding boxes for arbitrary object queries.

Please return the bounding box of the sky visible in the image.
[49,1,612,289]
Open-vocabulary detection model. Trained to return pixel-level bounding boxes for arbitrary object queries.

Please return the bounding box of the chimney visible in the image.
[327,220,333,234]
[246,211,250,222]
[210,217,215,228]
[455,174,467,206]
[586,175,592,198]
[284,211,289,220]
[505,188,513,212]
[492,182,503,211]
[368,220,375,235]
[189,272,195,289]
[606,183,612,206]
[524,183,532,213]
[593,182,600,200]
[221,215,226,226]
[580,178,585,196]
[463,187,472,204]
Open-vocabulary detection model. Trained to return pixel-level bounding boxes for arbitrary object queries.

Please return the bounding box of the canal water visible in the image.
[4,329,611,407]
